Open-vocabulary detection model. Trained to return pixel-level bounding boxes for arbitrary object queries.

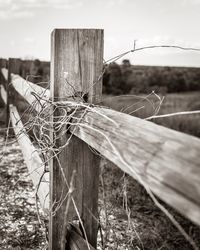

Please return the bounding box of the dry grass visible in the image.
[98,91,200,249]
[1,88,200,249]
[101,91,200,138]
[99,160,200,250]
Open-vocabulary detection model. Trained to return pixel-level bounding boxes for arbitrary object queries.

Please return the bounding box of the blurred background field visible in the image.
[1,59,200,249]
[101,91,200,138]
[3,58,198,138]
[98,89,200,249]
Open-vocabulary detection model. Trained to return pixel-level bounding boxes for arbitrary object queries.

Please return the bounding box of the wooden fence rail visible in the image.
[4,70,200,225]
[9,104,49,213]
[1,68,8,80]
[0,64,50,213]
[0,28,200,249]
[10,73,50,112]
[0,84,7,104]
[0,68,8,104]
[71,106,200,225]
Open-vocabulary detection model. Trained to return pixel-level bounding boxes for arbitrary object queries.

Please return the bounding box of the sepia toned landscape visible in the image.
[0,1,200,250]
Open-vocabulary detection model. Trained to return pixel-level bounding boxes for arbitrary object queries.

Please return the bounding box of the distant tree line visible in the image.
[103,60,200,94]
[4,58,199,95]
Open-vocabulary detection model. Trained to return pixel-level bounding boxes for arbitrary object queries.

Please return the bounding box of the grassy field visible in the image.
[1,91,199,249]
[101,91,200,138]
[98,91,200,249]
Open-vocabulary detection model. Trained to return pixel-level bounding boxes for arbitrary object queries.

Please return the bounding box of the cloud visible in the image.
[0,0,82,19]
[96,0,128,8]
[181,0,200,5]
[46,0,83,9]
[9,37,36,48]
[105,0,126,7]
[24,37,35,43]
[0,9,33,19]
[10,40,16,47]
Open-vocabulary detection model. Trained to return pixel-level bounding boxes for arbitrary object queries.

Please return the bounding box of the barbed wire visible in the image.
[105,42,200,64]
[1,42,200,249]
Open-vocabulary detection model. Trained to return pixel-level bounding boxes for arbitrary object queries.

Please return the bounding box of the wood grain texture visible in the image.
[10,73,50,112]
[0,58,8,86]
[65,224,96,250]
[9,104,49,213]
[8,59,22,105]
[70,106,200,226]
[0,61,8,117]
[0,85,7,104]
[7,59,22,130]
[0,59,7,68]
[21,60,33,79]
[50,29,103,250]
[1,68,8,81]
[0,59,8,89]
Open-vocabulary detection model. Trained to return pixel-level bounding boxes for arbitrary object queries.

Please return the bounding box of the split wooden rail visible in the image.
[0,29,200,250]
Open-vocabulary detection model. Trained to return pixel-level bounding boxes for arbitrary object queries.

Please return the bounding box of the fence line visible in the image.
[0,28,200,249]
[10,73,50,112]
[0,68,8,104]
[0,85,7,104]
[9,104,49,213]
[0,67,50,213]
[4,58,200,226]
[1,68,8,81]
[70,105,200,225]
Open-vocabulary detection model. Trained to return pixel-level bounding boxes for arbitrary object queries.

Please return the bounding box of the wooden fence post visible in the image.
[0,58,7,68]
[21,60,31,79]
[50,29,103,249]
[0,58,7,70]
[7,58,22,129]
[0,59,8,108]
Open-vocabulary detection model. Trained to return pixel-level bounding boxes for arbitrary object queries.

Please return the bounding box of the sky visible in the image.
[0,0,200,67]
